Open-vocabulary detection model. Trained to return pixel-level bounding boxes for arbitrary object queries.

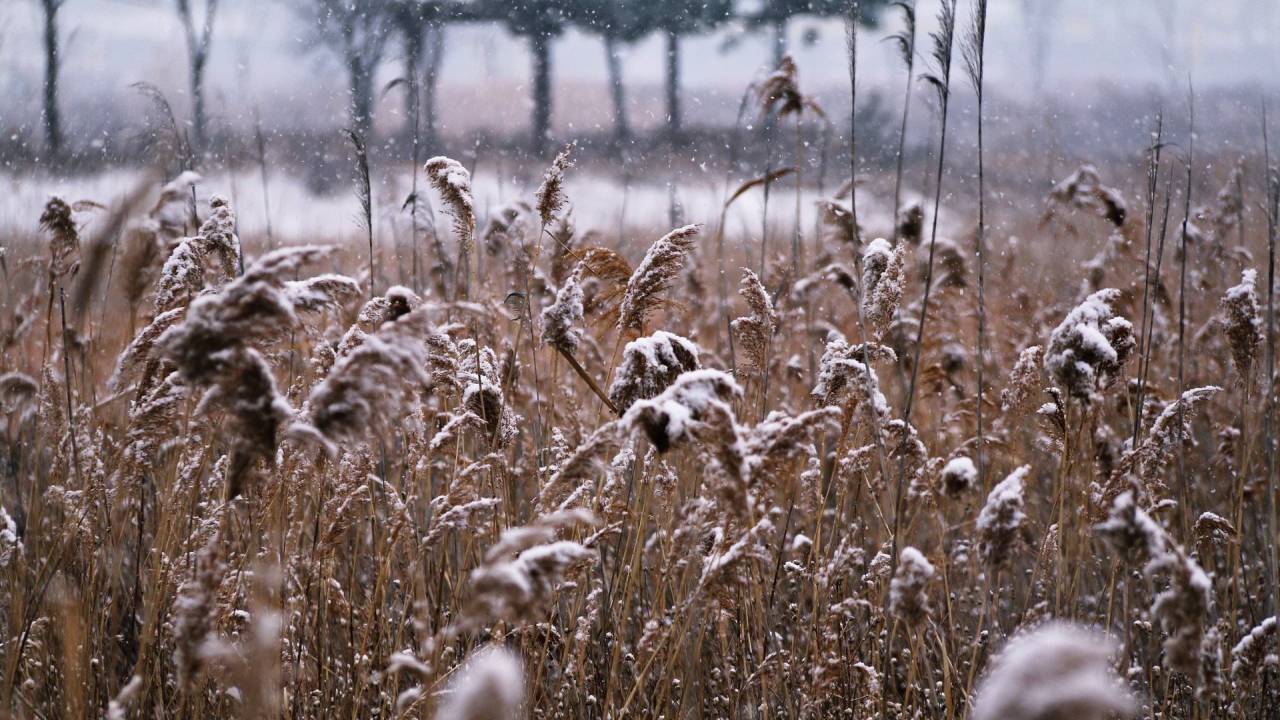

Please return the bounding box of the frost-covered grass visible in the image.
[0,123,1278,720]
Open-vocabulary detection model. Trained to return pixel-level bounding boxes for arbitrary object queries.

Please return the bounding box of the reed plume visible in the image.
[435,646,525,720]
[40,196,80,282]
[298,306,434,451]
[425,156,477,299]
[617,224,701,333]
[886,0,918,245]
[344,129,374,297]
[1220,268,1262,380]
[888,546,933,626]
[608,330,701,414]
[977,465,1030,568]
[535,143,574,228]
[152,196,243,314]
[540,264,584,356]
[730,268,776,373]
[1044,288,1134,400]
[972,622,1135,720]
[861,238,907,341]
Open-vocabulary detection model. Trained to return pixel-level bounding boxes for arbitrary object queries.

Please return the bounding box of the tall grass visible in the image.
[0,47,1278,720]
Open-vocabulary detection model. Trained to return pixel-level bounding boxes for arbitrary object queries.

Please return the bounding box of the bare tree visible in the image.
[174,0,219,157]
[567,0,649,147]
[749,1,891,71]
[38,0,66,162]
[1020,0,1061,180]
[421,22,446,147]
[484,0,565,156]
[656,1,732,141]
[391,0,450,150]
[299,0,396,138]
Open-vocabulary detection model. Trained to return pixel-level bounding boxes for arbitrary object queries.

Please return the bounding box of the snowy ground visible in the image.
[0,167,943,260]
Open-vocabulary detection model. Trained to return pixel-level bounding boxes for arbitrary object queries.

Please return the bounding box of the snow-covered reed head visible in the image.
[482,199,532,258]
[425,155,476,295]
[1048,164,1127,228]
[160,245,332,387]
[151,171,201,239]
[300,306,434,450]
[622,369,742,453]
[741,407,840,487]
[1093,490,1165,565]
[1231,617,1277,694]
[424,156,475,250]
[153,195,242,314]
[1122,386,1220,493]
[817,198,860,250]
[861,238,906,341]
[977,465,1030,568]
[537,420,623,514]
[1001,345,1045,416]
[617,224,700,333]
[0,504,24,569]
[535,143,573,227]
[940,456,977,497]
[40,195,79,280]
[889,546,934,627]
[1220,268,1262,380]
[730,268,777,373]
[1095,489,1215,687]
[608,330,700,414]
[198,194,242,279]
[158,246,334,491]
[896,201,924,245]
[0,372,39,431]
[540,264,584,356]
[1147,545,1213,684]
[973,622,1134,720]
[172,510,227,687]
[435,645,525,720]
[463,510,597,628]
[1045,288,1133,400]
[812,333,894,420]
[458,341,517,445]
[757,54,823,120]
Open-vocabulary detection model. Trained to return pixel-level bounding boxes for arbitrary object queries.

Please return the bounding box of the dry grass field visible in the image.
[2,3,1280,719]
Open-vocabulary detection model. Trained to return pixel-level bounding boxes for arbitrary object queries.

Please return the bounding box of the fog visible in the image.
[3,0,1278,141]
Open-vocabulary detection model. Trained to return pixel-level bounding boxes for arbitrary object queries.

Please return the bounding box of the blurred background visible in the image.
[1,0,1277,240]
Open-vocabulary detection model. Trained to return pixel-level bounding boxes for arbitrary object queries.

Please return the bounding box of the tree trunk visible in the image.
[403,20,423,291]
[399,25,419,148]
[604,33,629,147]
[664,29,681,142]
[530,31,552,156]
[190,53,208,155]
[772,18,787,68]
[41,0,63,162]
[423,23,446,149]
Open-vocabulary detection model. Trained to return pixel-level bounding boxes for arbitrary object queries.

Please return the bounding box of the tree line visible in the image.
[32,0,891,163]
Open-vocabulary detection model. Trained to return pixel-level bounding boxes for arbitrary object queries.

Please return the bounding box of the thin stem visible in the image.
[555,346,617,416]
[59,287,82,490]
[1175,82,1194,541]
[1262,101,1279,618]
[1132,112,1165,445]
[970,0,989,490]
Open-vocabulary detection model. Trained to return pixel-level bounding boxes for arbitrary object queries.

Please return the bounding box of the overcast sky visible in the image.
[2,0,1278,136]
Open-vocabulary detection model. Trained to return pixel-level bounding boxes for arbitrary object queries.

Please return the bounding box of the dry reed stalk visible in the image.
[6,34,1280,720]
[345,129,375,298]
[962,0,989,490]
[887,0,917,246]
[889,0,956,602]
